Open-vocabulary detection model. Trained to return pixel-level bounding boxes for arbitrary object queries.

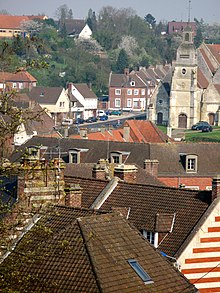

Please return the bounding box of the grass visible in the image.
[185,128,220,142]
[157,125,220,142]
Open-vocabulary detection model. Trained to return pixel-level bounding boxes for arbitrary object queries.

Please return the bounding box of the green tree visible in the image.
[116,49,129,73]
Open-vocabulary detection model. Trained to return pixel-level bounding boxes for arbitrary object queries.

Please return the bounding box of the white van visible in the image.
[97,110,106,117]
[61,118,73,126]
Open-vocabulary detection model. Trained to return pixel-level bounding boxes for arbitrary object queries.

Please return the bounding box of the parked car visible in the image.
[97,110,106,117]
[85,117,98,123]
[192,121,213,132]
[99,115,108,121]
[74,118,84,124]
[111,110,122,116]
[61,118,73,126]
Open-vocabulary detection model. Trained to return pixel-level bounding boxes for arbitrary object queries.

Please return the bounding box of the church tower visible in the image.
[169,26,198,129]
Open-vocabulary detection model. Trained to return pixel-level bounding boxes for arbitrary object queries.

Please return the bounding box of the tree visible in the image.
[67,9,73,20]
[116,49,129,73]
[144,13,156,28]
[55,4,69,22]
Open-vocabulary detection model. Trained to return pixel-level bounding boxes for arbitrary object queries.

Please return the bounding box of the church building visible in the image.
[150,26,220,129]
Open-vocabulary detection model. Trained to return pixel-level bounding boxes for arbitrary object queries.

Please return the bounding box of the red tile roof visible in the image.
[199,48,216,74]
[0,14,46,29]
[0,71,36,82]
[206,44,220,63]
[70,120,172,143]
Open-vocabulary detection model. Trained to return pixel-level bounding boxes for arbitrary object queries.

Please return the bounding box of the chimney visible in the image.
[114,164,137,183]
[63,126,69,138]
[79,128,88,139]
[212,175,220,201]
[123,125,130,142]
[144,159,159,178]
[92,159,109,180]
[65,183,82,207]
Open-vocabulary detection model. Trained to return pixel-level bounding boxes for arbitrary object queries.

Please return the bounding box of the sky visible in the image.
[0,0,219,24]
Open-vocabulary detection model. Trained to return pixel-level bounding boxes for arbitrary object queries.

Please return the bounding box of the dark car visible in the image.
[85,117,98,123]
[99,115,108,121]
[192,121,212,132]
[74,118,84,124]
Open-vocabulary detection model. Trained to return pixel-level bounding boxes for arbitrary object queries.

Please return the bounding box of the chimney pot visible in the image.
[212,175,220,201]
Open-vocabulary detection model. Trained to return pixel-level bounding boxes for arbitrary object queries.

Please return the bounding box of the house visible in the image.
[29,86,70,124]
[155,26,220,128]
[108,66,171,113]
[14,103,58,146]
[64,171,220,292]
[11,137,220,191]
[0,70,37,92]
[60,19,92,39]
[69,120,173,143]
[168,21,197,36]
[0,14,47,38]
[0,205,197,292]
[67,83,98,120]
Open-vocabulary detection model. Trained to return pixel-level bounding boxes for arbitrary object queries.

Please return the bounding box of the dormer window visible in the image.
[69,148,88,164]
[110,151,130,164]
[130,81,135,86]
[186,155,197,173]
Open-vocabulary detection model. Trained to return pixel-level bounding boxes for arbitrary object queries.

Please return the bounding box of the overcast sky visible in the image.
[0,0,219,24]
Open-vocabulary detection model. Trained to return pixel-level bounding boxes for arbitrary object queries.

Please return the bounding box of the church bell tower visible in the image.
[169,26,198,129]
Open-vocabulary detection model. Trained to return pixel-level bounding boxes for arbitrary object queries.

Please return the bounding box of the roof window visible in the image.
[128,259,154,284]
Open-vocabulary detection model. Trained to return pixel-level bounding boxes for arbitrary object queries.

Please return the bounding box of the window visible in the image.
[127,89,132,95]
[142,230,155,245]
[134,89,139,95]
[133,101,139,108]
[127,99,132,108]
[182,68,186,75]
[115,89,121,95]
[141,89,145,95]
[128,259,153,284]
[71,153,79,163]
[69,148,88,164]
[12,83,17,88]
[19,83,24,89]
[115,98,121,108]
[186,155,198,173]
[59,101,65,107]
[110,152,122,164]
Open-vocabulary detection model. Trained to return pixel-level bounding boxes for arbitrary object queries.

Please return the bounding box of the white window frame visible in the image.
[134,89,139,95]
[142,230,158,248]
[12,82,17,88]
[127,89,132,95]
[110,152,122,164]
[127,99,132,108]
[186,155,198,173]
[115,89,121,95]
[141,89,145,95]
[130,81,135,86]
[115,98,121,108]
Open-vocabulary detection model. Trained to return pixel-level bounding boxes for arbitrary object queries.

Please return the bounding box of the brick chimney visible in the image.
[65,183,82,207]
[123,125,130,142]
[92,159,110,180]
[114,164,137,183]
[144,159,159,178]
[79,128,88,139]
[212,175,220,201]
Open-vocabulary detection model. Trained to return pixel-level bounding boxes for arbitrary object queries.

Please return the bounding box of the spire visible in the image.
[188,0,191,23]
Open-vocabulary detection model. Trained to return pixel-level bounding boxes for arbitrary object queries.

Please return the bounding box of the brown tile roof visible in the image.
[0,205,197,292]
[79,213,197,292]
[199,47,216,74]
[11,137,220,178]
[72,83,98,99]
[29,86,64,104]
[63,19,86,35]
[197,67,209,89]
[99,181,211,256]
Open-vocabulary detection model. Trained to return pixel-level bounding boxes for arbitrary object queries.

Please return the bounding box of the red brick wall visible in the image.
[159,177,212,190]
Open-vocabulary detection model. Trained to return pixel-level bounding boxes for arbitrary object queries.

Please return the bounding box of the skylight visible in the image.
[128,259,154,284]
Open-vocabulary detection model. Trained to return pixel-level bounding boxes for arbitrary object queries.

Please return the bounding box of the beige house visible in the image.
[29,87,70,124]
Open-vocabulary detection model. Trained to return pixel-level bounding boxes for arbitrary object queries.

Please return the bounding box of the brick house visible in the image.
[108,66,171,113]
[0,70,37,92]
